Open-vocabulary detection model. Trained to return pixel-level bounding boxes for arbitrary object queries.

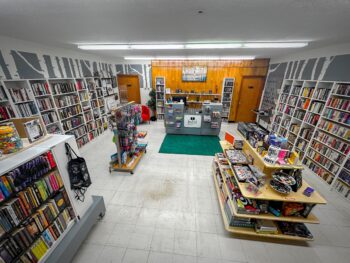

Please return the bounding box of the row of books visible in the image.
[76,80,86,91]
[66,125,87,139]
[318,119,350,141]
[0,206,73,263]
[280,94,288,104]
[297,98,310,110]
[334,178,350,199]
[41,112,59,126]
[36,97,54,112]
[309,101,324,114]
[289,123,300,135]
[296,138,308,151]
[303,158,334,184]
[16,102,38,117]
[290,85,302,96]
[51,83,76,95]
[302,87,315,98]
[288,133,297,144]
[327,97,350,111]
[304,112,320,126]
[306,150,340,175]
[299,127,313,141]
[91,100,99,109]
[76,134,90,148]
[31,82,50,96]
[8,88,31,103]
[79,91,89,102]
[323,108,350,125]
[313,87,331,101]
[62,116,84,132]
[281,117,290,127]
[0,106,14,121]
[314,131,350,155]
[284,105,294,116]
[287,96,298,106]
[274,115,282,125]
[54,95,79,108]
[338,168,350,186]
[282,85,291,94]
[96,89,103,98]
[58,105,82,120]
[86,121,96,132]
[310,140,345,164]
[334,84,350,96]
[45,124,61,135]
[294,109,306,121]
[84,111,93,122]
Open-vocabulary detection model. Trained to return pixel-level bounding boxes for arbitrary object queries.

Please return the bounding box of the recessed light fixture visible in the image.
[77,42,308,50]
[124,56,256,60]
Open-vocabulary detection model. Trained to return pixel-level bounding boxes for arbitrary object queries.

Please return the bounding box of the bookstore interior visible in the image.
[1,1,350,263]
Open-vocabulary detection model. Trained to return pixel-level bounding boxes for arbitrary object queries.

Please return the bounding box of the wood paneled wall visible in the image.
[151,59,269,121]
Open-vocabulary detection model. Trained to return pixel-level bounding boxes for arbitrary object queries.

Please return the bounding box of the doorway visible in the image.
[117,74,141,104]
[235,76,265,122]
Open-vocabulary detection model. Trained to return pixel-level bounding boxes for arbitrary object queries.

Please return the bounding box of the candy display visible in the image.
[0,123,23,155]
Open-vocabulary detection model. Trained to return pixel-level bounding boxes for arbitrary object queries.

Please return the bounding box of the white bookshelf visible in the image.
[270,80,350,199]
[155,76,165,119]
[0,76,119,148]
[221,77,234,120]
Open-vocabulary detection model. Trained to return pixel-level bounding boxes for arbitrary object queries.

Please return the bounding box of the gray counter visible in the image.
[164,102,222,135]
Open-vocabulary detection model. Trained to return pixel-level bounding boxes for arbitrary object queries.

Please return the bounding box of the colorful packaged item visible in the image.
[0,123,23,154]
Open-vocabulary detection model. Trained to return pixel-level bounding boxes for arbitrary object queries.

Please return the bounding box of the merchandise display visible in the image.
[109,102,147,173]
[214,137,326,240]
[0,123,23,155]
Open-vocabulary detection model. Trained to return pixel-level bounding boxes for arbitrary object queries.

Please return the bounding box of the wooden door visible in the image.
[117,75,141,103]
[235,77,265,122]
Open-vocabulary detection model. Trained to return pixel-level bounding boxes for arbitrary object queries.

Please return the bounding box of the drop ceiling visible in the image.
[0,0,350,59]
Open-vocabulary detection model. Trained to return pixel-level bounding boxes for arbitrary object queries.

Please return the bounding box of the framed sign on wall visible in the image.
[182,66,207,82]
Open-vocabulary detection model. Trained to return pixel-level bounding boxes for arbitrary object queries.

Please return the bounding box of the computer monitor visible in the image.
[172,96,187,106]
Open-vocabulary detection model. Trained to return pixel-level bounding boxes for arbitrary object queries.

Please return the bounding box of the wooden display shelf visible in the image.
[219,140,326,204]
[109,149,145,174]
[212,170,313,241]
[215,160,320,223]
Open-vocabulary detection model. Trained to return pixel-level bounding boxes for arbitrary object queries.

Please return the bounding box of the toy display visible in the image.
[270,179,292,194]
[232,165,254,182]
[0,122,23,155]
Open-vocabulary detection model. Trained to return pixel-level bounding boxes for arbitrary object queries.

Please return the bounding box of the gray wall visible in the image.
[261,54,350,117]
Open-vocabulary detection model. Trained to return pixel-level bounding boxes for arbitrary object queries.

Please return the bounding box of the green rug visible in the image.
[159,134,222,156]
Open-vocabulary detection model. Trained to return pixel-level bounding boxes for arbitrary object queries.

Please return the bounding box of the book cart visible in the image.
[213,137,327,241]
[0,134,105,263]
[108,102,147,174]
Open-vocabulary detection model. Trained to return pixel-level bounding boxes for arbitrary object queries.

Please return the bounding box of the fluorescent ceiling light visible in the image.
[130,44,184,49]
[185,43,242,49]
[244,42,308,48]
[124,56,255,60]
[78,42,308,50]
[78,44,129,50]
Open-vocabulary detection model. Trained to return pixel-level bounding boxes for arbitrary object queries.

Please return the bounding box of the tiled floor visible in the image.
[73,121,350,263]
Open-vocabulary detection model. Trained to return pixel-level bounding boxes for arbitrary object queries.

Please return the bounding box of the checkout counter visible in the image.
[164,101,223,135]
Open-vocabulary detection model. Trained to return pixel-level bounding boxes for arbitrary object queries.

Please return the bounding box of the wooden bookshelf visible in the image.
[213,139,326,241]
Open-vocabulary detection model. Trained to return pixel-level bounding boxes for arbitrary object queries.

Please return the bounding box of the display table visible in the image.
[214,139,326,241]
[164,101,223,136]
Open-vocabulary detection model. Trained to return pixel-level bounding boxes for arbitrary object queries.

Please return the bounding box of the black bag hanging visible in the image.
[65,143,92,201]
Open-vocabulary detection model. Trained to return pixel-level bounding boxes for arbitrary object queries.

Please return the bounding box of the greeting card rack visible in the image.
[213,138,326,241]
[108,102,146,174]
